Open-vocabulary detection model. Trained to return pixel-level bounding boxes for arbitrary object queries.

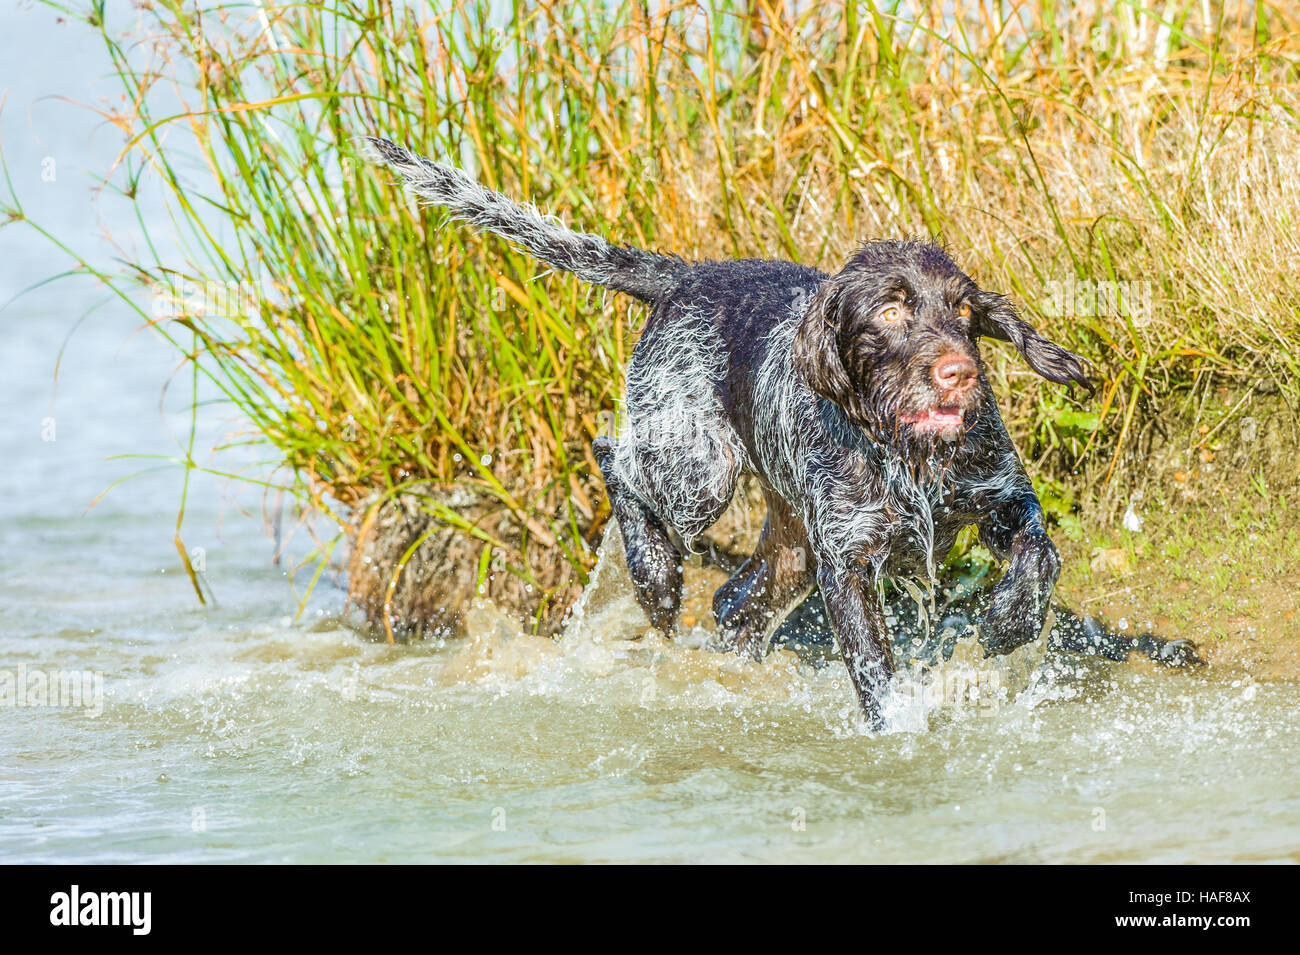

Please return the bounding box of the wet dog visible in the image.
[369,137,1157,728]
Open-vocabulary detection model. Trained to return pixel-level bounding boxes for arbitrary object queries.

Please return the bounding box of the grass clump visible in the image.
[7,0,1300,633]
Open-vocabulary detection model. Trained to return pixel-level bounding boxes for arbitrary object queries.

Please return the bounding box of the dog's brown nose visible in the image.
[933,353,978,395]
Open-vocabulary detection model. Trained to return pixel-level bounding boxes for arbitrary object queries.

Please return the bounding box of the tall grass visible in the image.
[8,0,1300,628]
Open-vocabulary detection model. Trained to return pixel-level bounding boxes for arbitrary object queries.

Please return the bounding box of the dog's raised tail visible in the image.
[365,137,683,304]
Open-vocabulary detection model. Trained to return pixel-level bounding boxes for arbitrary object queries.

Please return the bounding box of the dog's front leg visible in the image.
[977,494,1061,656]
[818,566,895,730]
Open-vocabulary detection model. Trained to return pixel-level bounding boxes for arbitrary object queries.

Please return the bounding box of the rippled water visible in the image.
[3,8,1299,865]
[4,561,1299,863]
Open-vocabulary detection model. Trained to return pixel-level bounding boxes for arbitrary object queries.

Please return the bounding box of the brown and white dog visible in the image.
[370,137,1107,728]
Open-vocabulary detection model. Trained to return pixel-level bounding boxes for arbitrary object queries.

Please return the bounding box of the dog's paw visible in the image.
[1134,634,1205,668]
[706,628,767,661]
[978,604,1042,657]
[730,628,769,662]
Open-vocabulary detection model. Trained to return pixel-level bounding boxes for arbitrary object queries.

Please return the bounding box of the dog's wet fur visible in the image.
[773,575,1202,672]
[368,137,1200,728]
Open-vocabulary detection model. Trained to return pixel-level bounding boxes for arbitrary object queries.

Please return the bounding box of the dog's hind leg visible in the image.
[594,436,683,633]
[713,491,814,660]
[596,413,740,635]
[599,309,745,633]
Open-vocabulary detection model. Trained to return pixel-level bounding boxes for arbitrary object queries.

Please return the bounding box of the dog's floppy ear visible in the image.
[973,290,1093,393]
[791,282,870,423]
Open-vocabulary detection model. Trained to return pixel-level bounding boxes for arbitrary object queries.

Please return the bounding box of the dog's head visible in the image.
[791,241,1090,445]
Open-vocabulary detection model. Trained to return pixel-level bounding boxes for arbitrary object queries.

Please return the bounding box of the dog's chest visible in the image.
[858,470,974,577]
[885,506,970,576]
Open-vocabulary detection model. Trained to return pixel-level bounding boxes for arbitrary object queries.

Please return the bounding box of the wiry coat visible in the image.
[368,137,1092,728]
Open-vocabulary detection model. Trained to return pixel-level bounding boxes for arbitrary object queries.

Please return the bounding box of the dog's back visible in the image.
[653,258,825,370]
[369,137,812,548]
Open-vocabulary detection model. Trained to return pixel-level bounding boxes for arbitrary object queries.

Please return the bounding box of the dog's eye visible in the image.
[957,303,972,319]
[880,305,903,324]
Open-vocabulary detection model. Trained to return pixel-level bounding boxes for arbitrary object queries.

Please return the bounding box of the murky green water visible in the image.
[3,6,1298,865]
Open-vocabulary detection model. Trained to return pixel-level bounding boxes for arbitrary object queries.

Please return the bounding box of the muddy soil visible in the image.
[1057,395,1300,682]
